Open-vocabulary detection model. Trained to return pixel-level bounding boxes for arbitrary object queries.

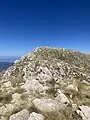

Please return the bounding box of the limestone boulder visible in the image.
[28,112,44,120]
[21,79,43,93]
[9,109,29,120]
[55,89,70,105]
[33,98,65,112]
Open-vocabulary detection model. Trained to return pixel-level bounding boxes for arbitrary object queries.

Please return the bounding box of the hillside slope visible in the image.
[0,47,90,120]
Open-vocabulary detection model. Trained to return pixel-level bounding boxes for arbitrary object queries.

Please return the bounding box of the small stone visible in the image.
[81,80,89,85]
[9,109,29,120]
[3,81,12,88]
[28,112,44,120]
[55,89,70,105]
[12,93,21,103]
[0,104,14,116]
[65,84,78,93]
[77,105,90,120]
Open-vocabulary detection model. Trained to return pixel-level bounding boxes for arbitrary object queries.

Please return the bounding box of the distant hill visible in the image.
[0,56,21,70]
[0,56,21,62]
[0,62,13,70]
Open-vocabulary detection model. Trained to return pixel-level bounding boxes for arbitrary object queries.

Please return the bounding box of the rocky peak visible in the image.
[0,47,90,120]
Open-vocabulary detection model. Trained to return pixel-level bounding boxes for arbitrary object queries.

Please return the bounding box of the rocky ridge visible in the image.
[0,47,90,120]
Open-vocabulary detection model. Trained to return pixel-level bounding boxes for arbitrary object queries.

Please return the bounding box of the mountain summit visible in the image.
[0,47,90,120]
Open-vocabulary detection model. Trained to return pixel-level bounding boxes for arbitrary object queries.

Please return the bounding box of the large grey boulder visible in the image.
[9,109,29,120]
[21,79,43,93]
[37,66,52,83]
[33,98,64,112]
[28,112,44,120]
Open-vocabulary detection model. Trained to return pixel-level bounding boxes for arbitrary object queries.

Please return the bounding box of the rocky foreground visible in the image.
[0,47,90,120]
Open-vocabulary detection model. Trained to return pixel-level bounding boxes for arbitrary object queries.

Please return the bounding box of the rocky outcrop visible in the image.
[0,47,90,120]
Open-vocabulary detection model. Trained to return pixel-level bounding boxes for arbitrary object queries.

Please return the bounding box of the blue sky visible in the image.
[0,0,90,56]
